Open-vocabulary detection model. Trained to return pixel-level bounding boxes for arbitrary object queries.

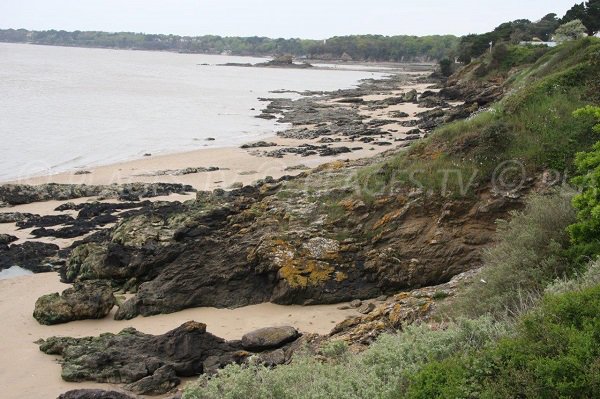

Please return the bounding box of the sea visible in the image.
[0,42,388,182]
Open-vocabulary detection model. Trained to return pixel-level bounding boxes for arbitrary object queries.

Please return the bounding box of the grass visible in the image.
[353,39,599,204]
[445,189,576,319]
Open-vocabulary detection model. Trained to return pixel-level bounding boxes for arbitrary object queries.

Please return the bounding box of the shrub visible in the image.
[448,189,576,318]
[408,285,600,398]
[183,319,506,399]
[568,110,600,261]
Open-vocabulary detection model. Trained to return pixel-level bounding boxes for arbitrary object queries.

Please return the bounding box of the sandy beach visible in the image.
[0,74,438,398]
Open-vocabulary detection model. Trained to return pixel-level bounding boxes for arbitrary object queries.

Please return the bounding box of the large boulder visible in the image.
[241,326,300,351]
[33,280,116,325]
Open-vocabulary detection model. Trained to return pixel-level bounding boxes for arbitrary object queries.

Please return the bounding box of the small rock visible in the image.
[358,302,376,315]
[350,300,363,308]
[124,365,180,396]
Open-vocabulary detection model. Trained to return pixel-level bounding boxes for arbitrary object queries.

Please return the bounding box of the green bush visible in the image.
[183,319,506,399]
[408,285,600,398]
[448,189,576,318]
[568,109,600,262]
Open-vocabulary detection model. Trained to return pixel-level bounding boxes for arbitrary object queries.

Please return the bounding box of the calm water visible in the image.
[0,43,383,181]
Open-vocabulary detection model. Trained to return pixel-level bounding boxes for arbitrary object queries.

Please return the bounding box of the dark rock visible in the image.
[33,280,116,325]
[0,233,18,246]
[0,212,36,224]
[58,390,137,399]
[389,111,410,118]
[241,326,300,351]
[0,183,195,206]
[336,97,364,104]
[0,241,59,273]
[241,141,278,149]
[38,321,297,392]
[16,214,75,229]
[123,365,180,396]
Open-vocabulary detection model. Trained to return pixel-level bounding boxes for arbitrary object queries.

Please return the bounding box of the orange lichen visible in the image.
[373,209,406,230]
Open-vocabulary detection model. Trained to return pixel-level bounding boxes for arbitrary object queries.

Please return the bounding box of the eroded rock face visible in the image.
[39,322,301,395]
[33,280,116,325]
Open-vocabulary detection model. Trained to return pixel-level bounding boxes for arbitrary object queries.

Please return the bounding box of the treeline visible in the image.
[457,1,599,63]
[0,28,458,62]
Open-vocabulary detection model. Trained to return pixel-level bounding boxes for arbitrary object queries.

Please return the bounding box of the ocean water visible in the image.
[0,266,34,280]
[0,43,384,182]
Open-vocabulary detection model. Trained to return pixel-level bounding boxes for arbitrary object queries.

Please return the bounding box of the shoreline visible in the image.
[0,67,450,398]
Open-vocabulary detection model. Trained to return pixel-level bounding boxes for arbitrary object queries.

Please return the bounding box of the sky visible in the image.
[0,0,578,39]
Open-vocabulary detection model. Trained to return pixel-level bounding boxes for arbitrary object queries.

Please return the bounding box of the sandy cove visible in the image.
[0,272,363,399]
[0,75,440,398]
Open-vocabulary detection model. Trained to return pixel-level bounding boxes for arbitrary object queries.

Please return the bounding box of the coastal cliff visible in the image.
[1,36,599,398]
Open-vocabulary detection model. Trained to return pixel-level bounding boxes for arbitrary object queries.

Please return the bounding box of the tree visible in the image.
[563,1,600,35]
[439,58,453,77]
[554,19,588,42]
[585,0,600,35]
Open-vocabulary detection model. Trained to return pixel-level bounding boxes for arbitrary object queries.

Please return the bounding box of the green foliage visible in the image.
[562,0,600,36]
[547,258,600,294]
[568,109,600,261]
[448,190,576,318]
[457,15,560,63]
[409,285,600,399]
[0,29,459,62]
[438,58,454,77]
[554,19,588,43]
[184,319,506,399]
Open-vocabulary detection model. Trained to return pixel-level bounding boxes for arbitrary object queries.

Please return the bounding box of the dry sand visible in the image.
[0,273,361,399]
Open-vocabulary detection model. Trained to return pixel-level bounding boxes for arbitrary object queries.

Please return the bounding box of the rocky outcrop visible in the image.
[66,164,521,321]
[0,183,195,206]
[33,280,116,325]
[39,322,301,395]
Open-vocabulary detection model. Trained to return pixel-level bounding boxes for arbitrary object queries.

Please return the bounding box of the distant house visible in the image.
[519,41,558,47]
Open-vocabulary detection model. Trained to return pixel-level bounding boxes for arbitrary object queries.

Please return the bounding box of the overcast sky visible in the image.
[0,0,577,38]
